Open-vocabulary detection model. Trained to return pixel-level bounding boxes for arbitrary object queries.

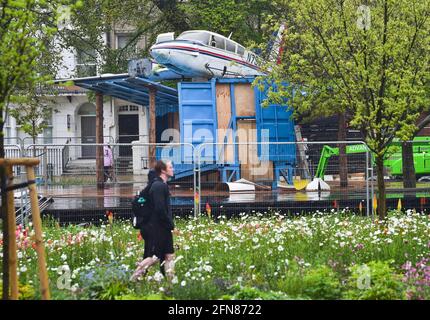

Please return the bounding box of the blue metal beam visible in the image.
[126,78,178,101]
[118,80,178,104]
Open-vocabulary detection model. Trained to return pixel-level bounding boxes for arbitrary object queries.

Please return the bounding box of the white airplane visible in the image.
[148,30,270,79]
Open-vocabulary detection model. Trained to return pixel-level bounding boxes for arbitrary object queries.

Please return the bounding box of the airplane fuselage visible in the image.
[150,31,263,79]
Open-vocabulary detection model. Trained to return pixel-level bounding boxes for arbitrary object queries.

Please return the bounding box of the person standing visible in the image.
[103,145,114,182]
[131,160,176,282]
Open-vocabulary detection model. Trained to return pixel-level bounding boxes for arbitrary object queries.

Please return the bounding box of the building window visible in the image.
[43,115,53,144]
[5,127,11,139]
[76,48,97,77]
[117,34,132,49]
[118,105,139,112]
[78,103,96,115]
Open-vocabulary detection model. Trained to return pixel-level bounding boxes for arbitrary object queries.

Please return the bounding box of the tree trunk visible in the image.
[95,92,104,189]
[376,156,387,220]
[338,113,348,188]
[402,141,416,188]
[0,131,10,299]
[149,87,156,164]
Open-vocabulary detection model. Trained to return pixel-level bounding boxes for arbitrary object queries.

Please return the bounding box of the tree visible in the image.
[259,0,430,219]
[8,92,58,156]
[180,0,275,46]
[0,0,79,300]
[401,108,430,189]
[58,0,167,75]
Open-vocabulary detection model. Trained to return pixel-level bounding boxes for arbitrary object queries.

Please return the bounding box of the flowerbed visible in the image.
[1,210,429,300]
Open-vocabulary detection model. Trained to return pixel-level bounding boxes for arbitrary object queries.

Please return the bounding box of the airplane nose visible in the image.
[150,46,171,64]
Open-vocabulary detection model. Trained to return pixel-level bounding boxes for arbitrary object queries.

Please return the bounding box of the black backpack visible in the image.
[131,181,153,229]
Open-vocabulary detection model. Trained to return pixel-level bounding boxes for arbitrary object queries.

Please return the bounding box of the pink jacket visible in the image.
[104,146,113,167]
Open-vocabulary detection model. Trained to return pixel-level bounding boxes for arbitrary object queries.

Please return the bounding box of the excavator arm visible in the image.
[314,144,369,179]
[315,146,339,178]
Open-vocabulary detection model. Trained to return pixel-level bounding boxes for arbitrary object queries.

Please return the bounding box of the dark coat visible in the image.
[148,176,174,230]
[148,168,157,183]
[141,176,174,259]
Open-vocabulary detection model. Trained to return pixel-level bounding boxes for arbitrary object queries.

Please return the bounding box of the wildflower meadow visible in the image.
[1,210,429,300]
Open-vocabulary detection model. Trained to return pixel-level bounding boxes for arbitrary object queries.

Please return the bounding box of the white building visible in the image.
[5,27,152,174]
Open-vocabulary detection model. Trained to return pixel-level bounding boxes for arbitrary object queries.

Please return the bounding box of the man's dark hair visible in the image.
[154,160,167,176]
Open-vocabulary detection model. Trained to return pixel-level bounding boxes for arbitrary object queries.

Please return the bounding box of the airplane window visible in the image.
[177,32,210,45]
[237,45,245,56]
[210,35,225,50]
[226,40,236,53]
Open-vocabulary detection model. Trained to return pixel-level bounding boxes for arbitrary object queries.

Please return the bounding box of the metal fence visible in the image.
[22,136,115,147]
[5,144,23,175]
[3,139,378,220]
[195,141,373,217]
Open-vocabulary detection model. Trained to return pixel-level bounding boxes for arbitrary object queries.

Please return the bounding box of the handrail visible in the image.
[62,139,71,172]
[22,135,115,145]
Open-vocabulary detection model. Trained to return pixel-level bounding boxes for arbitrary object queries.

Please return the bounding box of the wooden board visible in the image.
[216,84,234,163]
[167,112,180,142]
[237,120,273,182]
[172,112,180,131]
[235,84,255,117]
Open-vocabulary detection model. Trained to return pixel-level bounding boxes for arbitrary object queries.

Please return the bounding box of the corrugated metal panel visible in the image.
[178,81,218,163]
[255,85,296,164]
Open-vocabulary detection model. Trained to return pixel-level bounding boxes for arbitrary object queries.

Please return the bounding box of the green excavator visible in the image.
[306,137,430,191]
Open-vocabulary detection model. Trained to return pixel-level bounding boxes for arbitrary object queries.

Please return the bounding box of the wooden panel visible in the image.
[235,84,255,117]
[216,84,234,163]
[173,112,179,131]
[237,120,273,182]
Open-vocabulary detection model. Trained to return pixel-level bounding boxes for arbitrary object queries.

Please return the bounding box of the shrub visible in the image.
[302,265,342,300]
[18,283,36,300]
[402,255,430,300]
[77,261,131,300]
[229,285,291,300]
[117,293,172,300]
[344,261,406,300]
[0,281,36,300]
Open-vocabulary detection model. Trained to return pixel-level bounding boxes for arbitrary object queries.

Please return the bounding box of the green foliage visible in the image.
[117,293,172,300]
[18,283,36,300]
[5,212,429,300]
[180,0,274,46]
[258,0,430,217]
[302,265,342,300]
[0,0,79,108]
[229,285,292,300]
[260,0,430,154]
[77,261,132,300]
[344,260,406,300]
[59,0,164,75]
[8,94,58,142]
[0,281,36,300]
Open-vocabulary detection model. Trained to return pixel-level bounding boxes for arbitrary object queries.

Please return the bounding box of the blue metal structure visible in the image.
[71,74,179,117]
[70,74,296,188]
[176,77,296,188]
[255,82,296,188]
